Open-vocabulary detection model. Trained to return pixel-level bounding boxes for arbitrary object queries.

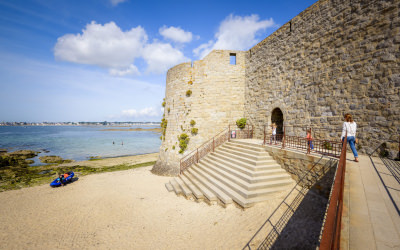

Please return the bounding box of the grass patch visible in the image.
[0,161,156,192]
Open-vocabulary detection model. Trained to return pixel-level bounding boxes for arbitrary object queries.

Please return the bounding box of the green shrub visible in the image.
[191,128,198,135]
[323,142,333,150]
[188,80,193,85]
[167,108,170,113]
[178,133,190,154]
[186,90,192,97]
[172,146,175,150]
[190,120,196,126]
[162,101,166,107]
[236,118,247,129]
[161,118,168,140]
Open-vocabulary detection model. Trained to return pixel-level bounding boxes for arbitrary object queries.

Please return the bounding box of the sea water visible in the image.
[0,126,161,165]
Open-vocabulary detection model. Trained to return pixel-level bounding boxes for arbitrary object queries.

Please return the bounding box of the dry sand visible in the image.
[0,164,287,249]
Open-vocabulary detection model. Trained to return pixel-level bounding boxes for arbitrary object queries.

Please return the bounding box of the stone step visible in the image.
[218,146,272,161]
[202,157,292,186]
[186,169,218,203]
[190,165,233,205]
[207,154,284,177]
[222,143,267,156]
[165,182,174,192]
[170,178,183,195]
[225,141,265,152]
[211,150,280,169]
[193,163,250,207]
[175,177,193,198]
[180,174,204,200]
[196,162,293,199]
[230,140,265,148]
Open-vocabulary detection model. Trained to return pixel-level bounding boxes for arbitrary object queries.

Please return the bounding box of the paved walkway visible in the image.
[342,155,400,250]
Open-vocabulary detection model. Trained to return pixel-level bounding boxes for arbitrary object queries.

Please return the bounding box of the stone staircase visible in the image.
[165,140,295,208]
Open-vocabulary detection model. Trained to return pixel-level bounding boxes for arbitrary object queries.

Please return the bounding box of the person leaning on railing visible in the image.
[341,113,359,162]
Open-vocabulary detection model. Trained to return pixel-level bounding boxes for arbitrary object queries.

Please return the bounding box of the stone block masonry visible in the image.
[245,0,400,157]
[153,0,400,176]
[152,50,246,176]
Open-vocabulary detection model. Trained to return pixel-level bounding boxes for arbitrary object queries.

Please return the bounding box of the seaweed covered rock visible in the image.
[39,155,73,164]
[0,150,39,168]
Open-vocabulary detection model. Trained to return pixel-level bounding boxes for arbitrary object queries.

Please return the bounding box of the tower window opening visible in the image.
[230,53,236,65]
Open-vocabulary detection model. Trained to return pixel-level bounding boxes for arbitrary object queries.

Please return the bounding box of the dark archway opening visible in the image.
[271,108,284,135]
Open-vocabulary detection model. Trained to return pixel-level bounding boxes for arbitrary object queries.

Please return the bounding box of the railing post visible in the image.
[307,127,311,154]
[263,125,266,145]
[228,125,230,142]
[247,125,250,139]
[282,126,285,149]
[196,148,199,163]
[213,137,215,152]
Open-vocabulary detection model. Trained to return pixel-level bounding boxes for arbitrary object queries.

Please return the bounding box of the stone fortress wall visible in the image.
[245,0,399,156]
[152,50,247,176]
[153,0,400,176]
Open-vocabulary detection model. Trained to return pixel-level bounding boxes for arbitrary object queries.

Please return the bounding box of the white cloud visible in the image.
[122,107,159,118]
[142,42,189,74]
[193,14,275,59]
[109,64,140,76]
[110,0,127,6]
[159,26,193,43]
[54,21,147,74]
[54,21,190,75]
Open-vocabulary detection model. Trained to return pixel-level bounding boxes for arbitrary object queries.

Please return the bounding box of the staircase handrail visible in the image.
[242,154,338,249]
[179,127,229,175]
[263,125,343,158]
[179,122,254,175]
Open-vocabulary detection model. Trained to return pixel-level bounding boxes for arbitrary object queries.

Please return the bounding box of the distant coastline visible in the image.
[0,122,161,126]
[100,127,162,133]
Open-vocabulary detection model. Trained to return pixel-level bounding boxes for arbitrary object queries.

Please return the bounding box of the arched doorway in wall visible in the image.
[271,108,284,135]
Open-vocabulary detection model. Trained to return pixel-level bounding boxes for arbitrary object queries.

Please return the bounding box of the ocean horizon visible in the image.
[0,125,161,165]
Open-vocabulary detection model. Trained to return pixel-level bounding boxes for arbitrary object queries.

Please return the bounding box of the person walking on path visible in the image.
[341,113,359,162]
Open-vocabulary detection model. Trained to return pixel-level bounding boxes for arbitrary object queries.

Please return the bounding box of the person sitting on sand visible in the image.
[63,173,69,178]
[58,174,65,186]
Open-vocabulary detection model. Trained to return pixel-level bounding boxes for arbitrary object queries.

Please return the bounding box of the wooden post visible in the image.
[196,148,199,163]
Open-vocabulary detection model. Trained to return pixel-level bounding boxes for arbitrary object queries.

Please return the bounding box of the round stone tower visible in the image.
[152,50,247,176]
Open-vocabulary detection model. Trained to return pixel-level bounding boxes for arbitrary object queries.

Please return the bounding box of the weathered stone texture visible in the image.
[154,0,400,175]
[152,50,246,175]
[245,0,400,155]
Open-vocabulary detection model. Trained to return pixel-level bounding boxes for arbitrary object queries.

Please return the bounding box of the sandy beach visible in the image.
[0,162,288,249]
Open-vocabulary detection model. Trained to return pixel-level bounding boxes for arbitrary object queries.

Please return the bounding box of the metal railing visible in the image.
[242,156,338,249]
[263,126,343,158]
[179,123,254,174]
[319,132,347,249]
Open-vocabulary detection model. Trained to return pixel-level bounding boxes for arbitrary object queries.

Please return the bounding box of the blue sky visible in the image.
[0,0,317,122]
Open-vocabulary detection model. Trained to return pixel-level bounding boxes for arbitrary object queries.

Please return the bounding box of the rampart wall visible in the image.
[245,0,400,155]
[153,0,400,176]
[152,50,246,176]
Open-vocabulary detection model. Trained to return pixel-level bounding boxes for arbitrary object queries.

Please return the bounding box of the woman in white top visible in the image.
[341,113,359,162]
[271,123,277,144]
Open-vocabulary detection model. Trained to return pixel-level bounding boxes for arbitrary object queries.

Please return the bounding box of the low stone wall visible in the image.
[265,145,338,198]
